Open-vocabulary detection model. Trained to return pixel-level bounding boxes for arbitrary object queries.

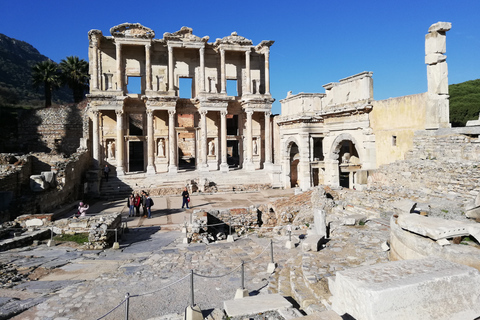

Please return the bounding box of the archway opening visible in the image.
[289,142,299,188]
[338,140,360,189]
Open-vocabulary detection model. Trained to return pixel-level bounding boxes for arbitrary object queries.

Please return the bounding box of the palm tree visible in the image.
[59,56,89,103]
[32,60,60,107]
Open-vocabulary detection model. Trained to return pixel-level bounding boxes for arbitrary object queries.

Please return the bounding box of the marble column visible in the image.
[115,110,125,176]
[220,48,226,94]
[146,109,156,174]
[168,46,174,92]
[244,110,255,171]
[115,43,123,91]
[220,110,229,172]
[264,49,270,95]
[91,38,99,90]
[168,110,177,173]
[199,109,209,170]
[264,111,272,166]
[200,47,205,92]
[245,50,251,94]
[145,44,152,91]
[92,111,100,169]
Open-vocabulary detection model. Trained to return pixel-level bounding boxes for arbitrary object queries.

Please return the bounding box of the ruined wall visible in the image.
[370,93,428,167]
[18,103,86,156]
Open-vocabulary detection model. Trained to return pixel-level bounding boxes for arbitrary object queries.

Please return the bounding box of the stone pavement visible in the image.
[0,188,391,320]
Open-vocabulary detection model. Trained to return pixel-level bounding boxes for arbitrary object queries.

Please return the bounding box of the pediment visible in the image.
[214,32,253,46]
[110,23,155,39]
[163,27,209,43]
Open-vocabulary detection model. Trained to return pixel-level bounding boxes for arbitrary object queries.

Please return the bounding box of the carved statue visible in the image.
[107,141,115,159]
[253,139,258,155]
[158,139,164,157]
[208,140,215,156]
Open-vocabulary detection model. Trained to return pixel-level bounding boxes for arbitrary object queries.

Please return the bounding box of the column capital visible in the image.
[246,110,254,116]
[264,111,272,117]
[199,109,208,116]
[146,109,153,116]
[168,109,176,116]
[115,109,124,116]
[199,47,205,54]
[168,45,173,53]
[221,110,228,117]
[145,43,152,50]
[92,110,100,116]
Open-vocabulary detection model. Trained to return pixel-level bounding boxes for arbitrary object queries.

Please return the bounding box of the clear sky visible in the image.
[1,0,479,114]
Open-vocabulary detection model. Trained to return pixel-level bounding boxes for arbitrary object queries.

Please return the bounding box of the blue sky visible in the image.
[1,0,479,114]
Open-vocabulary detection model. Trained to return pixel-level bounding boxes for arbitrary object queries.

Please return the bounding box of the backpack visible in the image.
[150,198,154,207]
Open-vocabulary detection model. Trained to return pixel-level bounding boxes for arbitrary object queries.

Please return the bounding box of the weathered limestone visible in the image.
[224,294,292,317]
[465,192,480,219]
[330,258,480,320]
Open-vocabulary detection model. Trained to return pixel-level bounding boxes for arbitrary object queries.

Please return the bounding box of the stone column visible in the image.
[92,110,100,169]
[264,49,270,95]
[245,50,251,94]
[264,111,272,166]
[115,110,125,176]
[168,110,177,173]
[168,46,174,92]
[91,38,99,90]
[244,110,255,171]
[145,44,152,91]
[310,136,314,162]
[200,47,206,93]
[146,109,156,174]
[220,48,226,94]
[199,109,209,170]
[115,43,123,91]
[220,110,229,172]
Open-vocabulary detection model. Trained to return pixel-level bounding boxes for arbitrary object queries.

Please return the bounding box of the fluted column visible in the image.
[220,48,226,94]
[245,50,251,94]
[264,111,272,165]
[245,110,255,171]
[168,110,177,173]
[115,43,123,92]
[264,49,270,94]
[92,111,100,169]
[220,110,229,172]
[146,109,156,174]
[199,110,209,170]
[145,44,152,91]
[200,47,205,92]
[115,110,125,175]
[168,46,174,92]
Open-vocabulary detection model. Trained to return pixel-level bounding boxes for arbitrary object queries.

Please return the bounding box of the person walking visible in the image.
[134,193,141,217]
[127,194,135,217]
[145,193,154,219]
[181,187,190,209]
[103,164,110,182]
[141,190,148,217]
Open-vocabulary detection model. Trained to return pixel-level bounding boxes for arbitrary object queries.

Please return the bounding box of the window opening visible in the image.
[127,76,142,94]
[179,78,193,98]
[227,79,238,96]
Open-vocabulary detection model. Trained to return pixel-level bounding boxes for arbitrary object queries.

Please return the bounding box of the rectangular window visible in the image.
[227,79,238,96]
[179,78,193,98]
[127,76,142,94]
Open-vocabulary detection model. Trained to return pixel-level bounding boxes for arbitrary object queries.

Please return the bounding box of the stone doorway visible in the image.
[227,140,240,168]
[289,142,299,187]
[128,141,144,172]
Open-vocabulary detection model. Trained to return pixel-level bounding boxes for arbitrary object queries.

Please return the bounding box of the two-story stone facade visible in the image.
[87,23,274,175]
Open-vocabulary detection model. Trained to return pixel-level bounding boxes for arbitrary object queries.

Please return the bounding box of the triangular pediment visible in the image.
[110,23,155,39]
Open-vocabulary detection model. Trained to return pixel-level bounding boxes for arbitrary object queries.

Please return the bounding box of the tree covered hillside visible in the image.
[449,79,480,127]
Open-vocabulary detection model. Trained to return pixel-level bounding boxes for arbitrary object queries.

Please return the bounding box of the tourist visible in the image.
[134,193,141,217]
[145,193,154,219]
[76,202,89,218]
[103,164,110,182]
[127,194,135,217]
[181,187,190,209]
[141,191,147,217]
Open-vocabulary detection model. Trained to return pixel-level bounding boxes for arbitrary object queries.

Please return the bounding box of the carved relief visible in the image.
[163,26,209,43]
[110,23,155,39]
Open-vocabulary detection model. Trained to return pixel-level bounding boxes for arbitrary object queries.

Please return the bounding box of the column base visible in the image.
[116,166,125,176]
[168,165,178,174]
[244,161,256,172]
[220,163,229,173]
[199,164,209,172]
[146,165,156,175]
[263,161,273,171]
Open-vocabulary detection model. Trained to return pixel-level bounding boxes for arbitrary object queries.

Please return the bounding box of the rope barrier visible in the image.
[95,297,128,320]
[131,273,190,298]
[193,262,243,279]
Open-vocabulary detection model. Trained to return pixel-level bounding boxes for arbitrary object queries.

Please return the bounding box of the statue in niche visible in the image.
[208,140,215,156]
[107,141,115,159]
[253,139,258,155]
[158,139,164,157]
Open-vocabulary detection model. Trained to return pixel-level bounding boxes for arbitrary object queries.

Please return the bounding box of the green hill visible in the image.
[449,79,480,127]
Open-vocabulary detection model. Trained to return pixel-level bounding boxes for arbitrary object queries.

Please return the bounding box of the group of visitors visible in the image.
[127,191,154,219]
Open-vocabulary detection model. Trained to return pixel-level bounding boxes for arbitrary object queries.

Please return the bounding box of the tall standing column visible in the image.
[264,49,270,95]
[91,38,99,90]
[146,109,156,174]
[220,48,226,94]
[264,111,272,166]
[92,110,100,169]
[168,46,174,92]
[245,50,251,94]
[220,110,229,172]
[245,110,255,171]
[199,110,209,170]
[116,110,125,176]
[115,43,123,91]
[168,110,177,173]
[145,44,152,91]
[200,47,205,92]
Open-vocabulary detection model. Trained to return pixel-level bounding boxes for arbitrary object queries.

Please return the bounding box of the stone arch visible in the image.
[329,132,364,161]
[328,132,364,189]
[283,136,301,188]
